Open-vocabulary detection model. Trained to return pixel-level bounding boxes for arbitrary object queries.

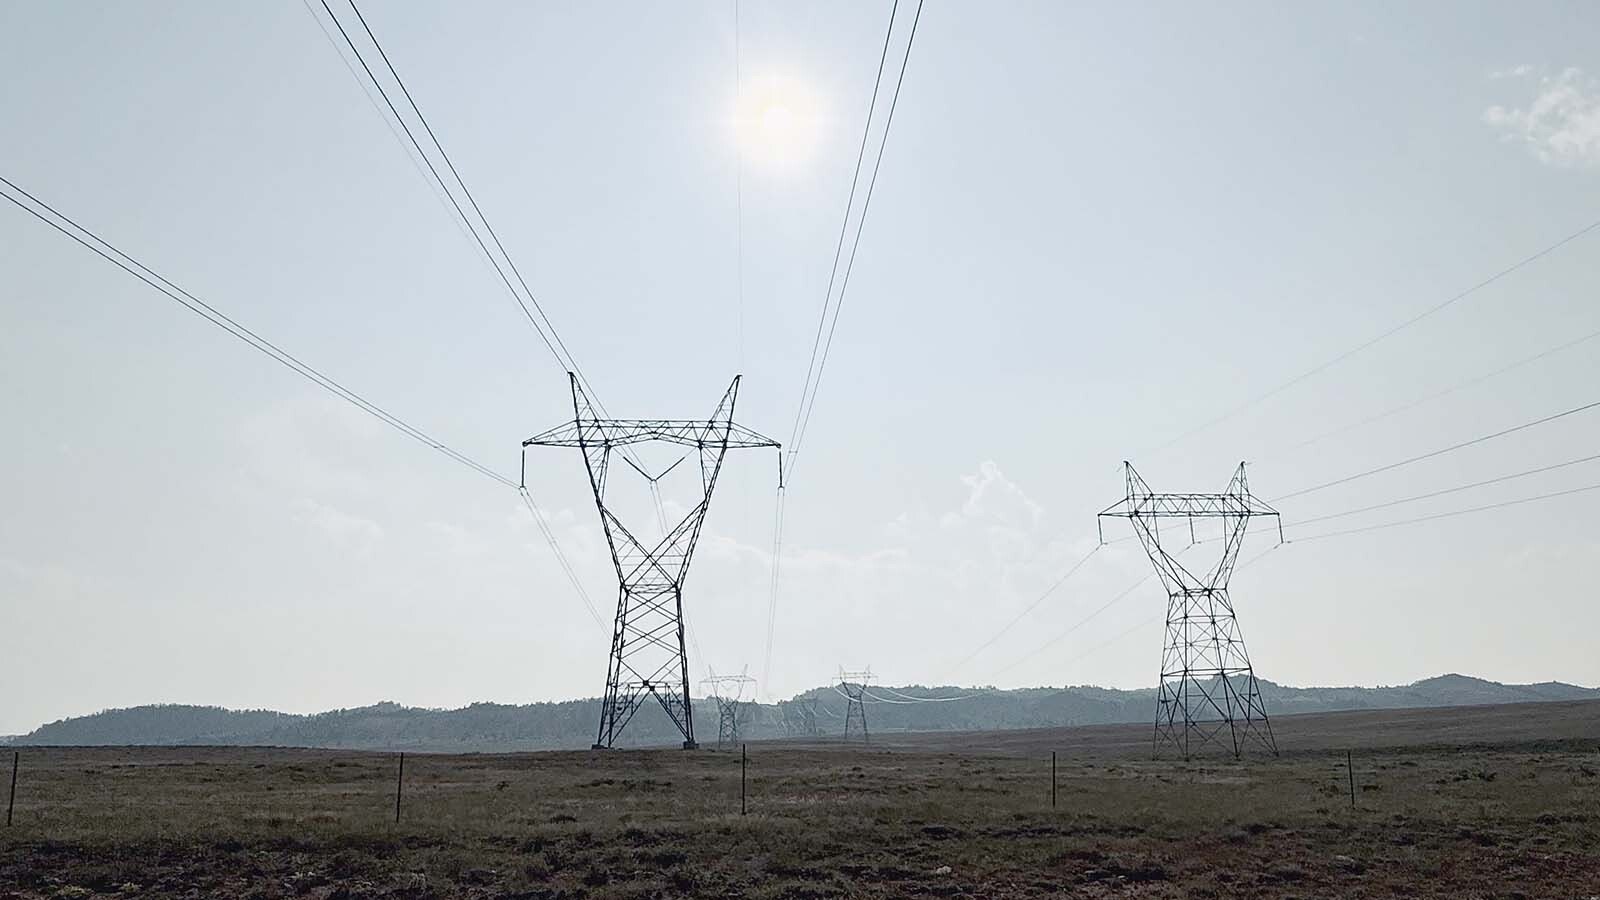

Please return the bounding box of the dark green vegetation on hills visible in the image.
[3,700,1599,898]
[16,674,1597,752]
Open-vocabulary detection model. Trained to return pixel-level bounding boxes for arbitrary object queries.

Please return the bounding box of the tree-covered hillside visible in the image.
[18,674,1596,752]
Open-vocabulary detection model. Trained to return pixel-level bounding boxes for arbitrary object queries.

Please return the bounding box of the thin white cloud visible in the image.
[1489,64,1534,80]
[1484,66,1600,167]
[959,460,1044,528]
[290,497,383,550]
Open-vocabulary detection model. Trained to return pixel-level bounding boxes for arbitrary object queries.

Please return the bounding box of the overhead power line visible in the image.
[1262,324,1600,462]
[314,1,648,465]
[1142,215,1600,457]
[1292,481,1600,543]
[1,176,511,487]
[861,687,983,704]
[518,489,604,627]
[1,173,601,630]
[759,485,786,696]
[939,543,1101,678]
[1052,611,1164,679]
[1021,543,1281,687]
[787,0,925,481]
[1273,397,1600,502]
[316,0,566,372]
[786,0,902,457]
[298,0,471,237]
[344,0,606,398]
[986,574,1154,680]
[733,0,745,374]
[1290,452,1600,527]
[975,537,1285,687]
[761,0,924,702]
[315,0,678,548]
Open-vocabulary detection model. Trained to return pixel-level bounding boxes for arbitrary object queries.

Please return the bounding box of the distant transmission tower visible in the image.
[702,669,757,750]
[780,695,820,738]
[1098,462,1282,760]
[524,374,780,749]
[838,669,873,744]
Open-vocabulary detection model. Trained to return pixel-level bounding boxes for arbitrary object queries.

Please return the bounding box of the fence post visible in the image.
[1051,751,1057,809]
[394,752,405,824]
[6,752,16,827]
[740,744,747,816]
[1346,750,1355,809]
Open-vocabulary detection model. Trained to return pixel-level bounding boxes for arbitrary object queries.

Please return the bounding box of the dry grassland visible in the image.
[3,700,1599,898]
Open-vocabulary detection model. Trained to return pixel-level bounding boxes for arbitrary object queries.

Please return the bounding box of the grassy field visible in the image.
[3,700,1599,898]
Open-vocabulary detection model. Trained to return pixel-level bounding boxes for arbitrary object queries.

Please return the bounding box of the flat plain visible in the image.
[4,699,1599,898]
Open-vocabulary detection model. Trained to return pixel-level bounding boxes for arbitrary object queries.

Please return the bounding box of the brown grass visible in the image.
[3,701,1599,898]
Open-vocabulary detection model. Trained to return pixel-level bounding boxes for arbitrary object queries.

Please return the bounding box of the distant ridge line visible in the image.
[14,674,1596,752]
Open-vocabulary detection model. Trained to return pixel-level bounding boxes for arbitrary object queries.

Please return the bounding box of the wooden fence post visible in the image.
[6,752,16,827]
[394,752,405,824]
[1346,750,1355,809]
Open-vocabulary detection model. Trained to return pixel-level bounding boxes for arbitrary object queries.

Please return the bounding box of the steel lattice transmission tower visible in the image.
[523,374,780,750]
[702,669,757,750]
[838,669,872,744]
[781,695,820,738]
[1098,462,1282,760]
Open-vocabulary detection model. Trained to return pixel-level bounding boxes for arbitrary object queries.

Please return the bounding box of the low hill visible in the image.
[17,674,1595,752]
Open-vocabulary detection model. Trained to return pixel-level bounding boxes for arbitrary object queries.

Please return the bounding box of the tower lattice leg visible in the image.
[592,582,697,750]
[1154,587,1276,759]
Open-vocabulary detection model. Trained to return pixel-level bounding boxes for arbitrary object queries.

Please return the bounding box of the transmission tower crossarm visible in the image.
[525,420,779,449]
[520,422,584,447]
[1100,494,1279,517]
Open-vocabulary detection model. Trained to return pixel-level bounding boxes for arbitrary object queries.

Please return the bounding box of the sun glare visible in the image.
[736,75,822,170]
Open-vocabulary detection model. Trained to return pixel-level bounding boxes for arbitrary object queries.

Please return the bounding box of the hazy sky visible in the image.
[4,1,1599,734]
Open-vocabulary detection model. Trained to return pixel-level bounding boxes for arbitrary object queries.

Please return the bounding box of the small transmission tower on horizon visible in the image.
[1098,462,1282,760]
[781,694,820,738]
[524,374,780,750]
[702,668,757,750]
[838,669,873,744]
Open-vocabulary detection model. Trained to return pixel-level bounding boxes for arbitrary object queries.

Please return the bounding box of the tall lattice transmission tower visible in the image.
[838,669,873,744]
[523,374,780,749]
[702,669,757,750]
[1098,462,1282,760]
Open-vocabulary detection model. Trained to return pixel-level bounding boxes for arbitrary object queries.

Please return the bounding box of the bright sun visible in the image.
[736,75,822,169]
[761,104,795,136]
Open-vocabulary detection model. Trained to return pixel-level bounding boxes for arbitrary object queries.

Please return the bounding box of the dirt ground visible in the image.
[3,700,1599,898]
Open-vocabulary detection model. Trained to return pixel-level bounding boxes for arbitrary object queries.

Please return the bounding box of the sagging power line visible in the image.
[1291,481,1600,544]
[310,0,706,640]
[1141,215,1600,458]
[2,177,512,488]
[939,543,1101,678]
[1290,452,1600,527]
[0,174,602,629]
[311,0,660,486]
[1274,397,1600,502]
[1259,325,1600,463]
[763,0,926,704]
[786,0,926,482]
